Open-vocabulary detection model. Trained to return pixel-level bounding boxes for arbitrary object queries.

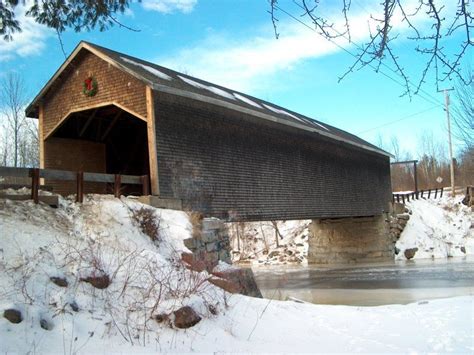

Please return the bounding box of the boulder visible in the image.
[208,277,240,293]
[181,252,207,273]
[404,247,418,260]
[3,309,22,324]
[173,306,201,329]
[211,267,262,298]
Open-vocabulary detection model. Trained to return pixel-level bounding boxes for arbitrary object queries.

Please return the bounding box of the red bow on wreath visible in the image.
[83,76,98,97]
[84,77,93,91]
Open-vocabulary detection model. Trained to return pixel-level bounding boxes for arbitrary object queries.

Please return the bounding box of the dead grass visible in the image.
[187,211,204,239]
[131,207,160,242]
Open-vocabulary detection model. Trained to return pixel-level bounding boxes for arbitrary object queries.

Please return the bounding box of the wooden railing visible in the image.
[0,166,150,204]
[392,187,444,204]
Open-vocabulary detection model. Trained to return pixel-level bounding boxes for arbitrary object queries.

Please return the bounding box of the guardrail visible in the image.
[392,187,444,204]
[0,166,150,203]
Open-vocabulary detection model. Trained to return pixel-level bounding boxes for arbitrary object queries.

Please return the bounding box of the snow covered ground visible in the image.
[396,195,474,260]
[1,194,473,353]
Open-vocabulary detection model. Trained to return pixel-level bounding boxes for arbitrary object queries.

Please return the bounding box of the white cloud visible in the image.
[142,0,197,14]
[155,16,370,93]
[154,2,441,93]
[0,4,52,62]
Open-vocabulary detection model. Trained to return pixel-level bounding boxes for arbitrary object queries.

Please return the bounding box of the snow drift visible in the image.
[1,194,473,353]
[396,196,474,260]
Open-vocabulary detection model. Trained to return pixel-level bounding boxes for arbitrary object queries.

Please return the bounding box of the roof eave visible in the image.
[25,41,154,118]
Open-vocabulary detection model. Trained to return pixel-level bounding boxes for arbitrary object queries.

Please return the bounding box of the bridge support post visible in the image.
[308,215,393,264]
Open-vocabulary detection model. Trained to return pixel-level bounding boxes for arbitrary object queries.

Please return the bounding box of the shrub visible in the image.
[132,207,160,242]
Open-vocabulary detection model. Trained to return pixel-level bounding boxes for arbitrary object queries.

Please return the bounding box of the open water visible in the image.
[253,256,474,306]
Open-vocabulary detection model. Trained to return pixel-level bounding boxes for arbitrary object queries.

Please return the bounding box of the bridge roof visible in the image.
[26,41,391,157]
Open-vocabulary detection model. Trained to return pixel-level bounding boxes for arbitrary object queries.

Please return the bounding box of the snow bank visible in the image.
[396,196,474,260]
[1,194,473,353]
[0,195,224,353]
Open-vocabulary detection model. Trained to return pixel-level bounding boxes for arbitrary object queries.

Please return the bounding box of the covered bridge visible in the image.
[26,41,392,224]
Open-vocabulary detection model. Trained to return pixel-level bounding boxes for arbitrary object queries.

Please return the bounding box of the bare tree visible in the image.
[269,1,473,97]
[452,66,473,148]
[0,72,38,167]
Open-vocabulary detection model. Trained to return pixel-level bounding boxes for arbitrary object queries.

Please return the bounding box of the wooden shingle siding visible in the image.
[42,50,147,138]
[154,94,392,221]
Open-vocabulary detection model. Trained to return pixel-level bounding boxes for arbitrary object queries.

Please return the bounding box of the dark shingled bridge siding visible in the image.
[154,93,392,221]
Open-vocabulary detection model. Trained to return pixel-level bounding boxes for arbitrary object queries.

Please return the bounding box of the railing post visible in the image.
[434,188,438,198]
[114,174,121,198]
[440,187,444,198]
[402,194,405,204]
[428,189,431,198]
[76,171,84,203]
[141,175,150,196]
[421,190,424,198]
[31,168,40,204]
[396,194,400,203]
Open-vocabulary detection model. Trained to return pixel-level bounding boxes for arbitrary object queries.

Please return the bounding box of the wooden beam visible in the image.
[76,171,84,203]
[31,168,40,204]
[44,101,147,140]
[38,104,45,169]
[79,109,98,137]
[145,86,160,195]
[390,160,418,165]
[100,110,122,141]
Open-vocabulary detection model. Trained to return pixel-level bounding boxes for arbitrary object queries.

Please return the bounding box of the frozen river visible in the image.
[253,256,474,306]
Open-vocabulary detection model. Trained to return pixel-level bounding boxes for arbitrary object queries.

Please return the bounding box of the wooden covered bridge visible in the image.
[24,41,394,263]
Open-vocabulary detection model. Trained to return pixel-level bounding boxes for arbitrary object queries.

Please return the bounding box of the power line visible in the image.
[272,2,443,107]
[357,104,443,134]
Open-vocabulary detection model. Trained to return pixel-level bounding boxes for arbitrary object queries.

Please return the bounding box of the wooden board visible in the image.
[0,194,59,207]
[146,86,160,195]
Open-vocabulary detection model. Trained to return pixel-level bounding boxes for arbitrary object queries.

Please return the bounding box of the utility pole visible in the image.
[442,89,455,197]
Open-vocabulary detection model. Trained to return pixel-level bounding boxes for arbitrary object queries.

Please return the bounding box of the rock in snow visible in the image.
[3,309,22,324]
[173,306,201,329]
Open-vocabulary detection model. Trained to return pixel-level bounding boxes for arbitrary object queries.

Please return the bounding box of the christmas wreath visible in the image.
[83,76,98,97]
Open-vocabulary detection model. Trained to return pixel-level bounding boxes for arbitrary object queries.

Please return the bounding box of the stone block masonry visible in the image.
[308,215,394,264]
[183,218,231,272]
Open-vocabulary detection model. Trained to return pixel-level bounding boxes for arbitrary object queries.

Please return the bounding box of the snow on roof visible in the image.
[121,56,173,81]
[178,75,236,101]
[233,93,262,108]
[261,103,328,131]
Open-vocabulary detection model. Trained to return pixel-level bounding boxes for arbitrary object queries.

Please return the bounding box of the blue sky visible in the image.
[1,0,471,158]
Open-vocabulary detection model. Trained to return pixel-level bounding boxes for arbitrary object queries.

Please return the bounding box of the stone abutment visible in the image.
[308,215,394,264]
